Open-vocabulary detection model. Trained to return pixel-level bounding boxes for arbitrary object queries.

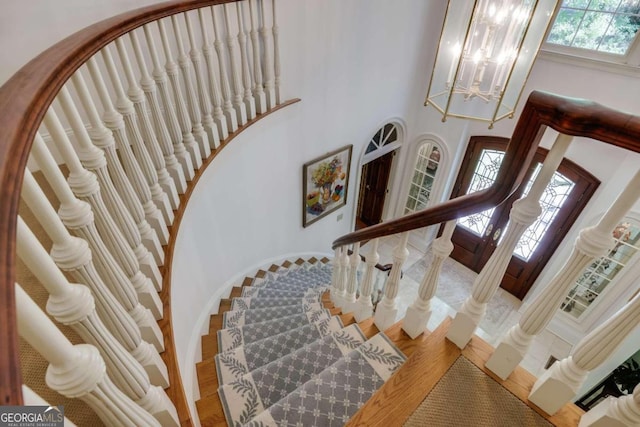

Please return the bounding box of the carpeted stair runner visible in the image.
[212,261,407,427]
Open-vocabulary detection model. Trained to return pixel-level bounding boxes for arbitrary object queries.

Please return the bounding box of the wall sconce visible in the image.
[425,0,557,128]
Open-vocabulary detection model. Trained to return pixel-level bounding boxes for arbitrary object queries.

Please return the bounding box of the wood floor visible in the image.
[195,259,584,427]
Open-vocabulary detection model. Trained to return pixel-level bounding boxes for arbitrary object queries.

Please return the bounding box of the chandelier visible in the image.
[425,0,557,128]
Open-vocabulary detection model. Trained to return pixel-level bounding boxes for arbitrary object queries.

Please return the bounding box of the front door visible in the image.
[449,136,599,299]
[357,150,395,227]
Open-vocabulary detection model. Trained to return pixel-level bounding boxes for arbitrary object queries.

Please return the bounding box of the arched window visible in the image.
[365,123,398,156]
[403,142,443,215]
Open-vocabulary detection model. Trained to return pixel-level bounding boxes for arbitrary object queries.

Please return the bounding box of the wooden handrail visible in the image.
[0,0,240,409]
[333,90,640,250]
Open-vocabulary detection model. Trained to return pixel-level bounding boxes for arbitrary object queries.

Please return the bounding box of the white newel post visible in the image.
[15,284,162,427]
[184,11,222,148]
[272,0,281,105]
[171,15,214,157]
[143,24,196,180]
[526,168,640,414]
[198,8,229,140]
[71,71,165,264]
[130,29,188,194]
[403,220,455,339]
[43,106,163,315]
[260,0,276,109]
[57,84,162,289]
[20,171,168,389]
[343,242,360,314]
[211,5,239,132]
[115,37,180,210]
[223,3,249,126]
[30,135,165,355]
[447,134,574,349]
[249,0,267,114]
[374,232,409,331]
[157,19,204,169]
[354,238,379,322]
[86,57,170,245]
[101,46,174,226]
[579,384,640,427]
[237,1,257,120]
[330,247,340,303]
[15,217,178,425]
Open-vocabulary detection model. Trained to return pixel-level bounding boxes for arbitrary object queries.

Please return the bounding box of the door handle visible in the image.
[366,185,371,190]
[493,227,502,241]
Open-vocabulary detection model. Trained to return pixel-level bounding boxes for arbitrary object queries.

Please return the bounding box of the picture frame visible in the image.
[302,145,353,227]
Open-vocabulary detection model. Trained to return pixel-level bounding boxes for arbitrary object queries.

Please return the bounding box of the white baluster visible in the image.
[223,4,247,125]
[20,171,167,388]
[184,11,221,149]
[115,37,180,210]
[70,70,165,264]
[43,106,163,319]
[101,46,174,226]
[527,169,640,415]
[30,135,165,355]
[375,232,410,331]
[260,0,276,109]
[16,216,177,425]
[354,238,379,322]
[198,8,229,140]
[448,134,573,349]
[130,29,188,194]
[86,57,169,244]
[211,5,239,132]
[143,24,195,180]
[15,284,162,427]
[271,0,281,105]
[343,242,360,314]
[171,15,213,158]
[330,247,340,304]
[237,2,257,120]
[157,19,203,169]
[403,220,455,339]
[579,383,640,427]
[57,84,162,290]
[22,386,77,427]
[335,246,350,308]
[248,0,267,114]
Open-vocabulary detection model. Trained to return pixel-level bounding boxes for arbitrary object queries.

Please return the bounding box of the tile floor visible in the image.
[360,232,574,378]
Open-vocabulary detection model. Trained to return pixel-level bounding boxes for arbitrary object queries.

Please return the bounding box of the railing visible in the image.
[0,0,285,424]
[331,91,640,425]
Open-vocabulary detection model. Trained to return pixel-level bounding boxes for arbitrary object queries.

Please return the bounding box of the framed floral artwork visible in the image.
[302,145,352,227]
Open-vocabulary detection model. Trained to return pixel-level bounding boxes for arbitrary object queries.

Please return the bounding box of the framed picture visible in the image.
[302,145,353,227]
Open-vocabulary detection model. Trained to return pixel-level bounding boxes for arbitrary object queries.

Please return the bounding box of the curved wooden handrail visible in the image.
[333,90,640,249]
[0,0,239,409]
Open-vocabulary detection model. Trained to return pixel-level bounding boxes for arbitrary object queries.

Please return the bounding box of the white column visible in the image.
[374,232,410,331]
[271,0,281,105]
[70,70,165,264]
[157,19,203,169]
[86,57,169,245]
[354,238,379,322]
[184,11,221,149]
[198,8,229,140]
[57,83,162,289]
[249,0,267,114]
[16,217,178,425]
[343,242,360,314]
[171,14,213,158]
[223,3,249,126]
[43,106,163,313]
[115,37,180,210]
[101,46,174,226]
[260,0,276,109]
[211,5,239,132]
[237,1,257,120]
[15,284,162,427]
[403,221,455,339]
[20,171,167,388]
[130,29,188,194]
[528,168,640,415]
[143,24,195,180]
[579,384,640,427]
[448,134,573,349]
[30,135,165,354]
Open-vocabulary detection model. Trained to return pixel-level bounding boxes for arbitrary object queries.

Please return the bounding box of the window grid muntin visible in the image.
[404,143,441,215]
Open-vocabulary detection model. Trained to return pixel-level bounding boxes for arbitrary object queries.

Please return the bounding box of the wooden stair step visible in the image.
[196,358,219,398]
[201,333,218,360]
[241,276,254,287]
[195,393,227,427]
[208,314,223,335]
[229,287,243,298]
